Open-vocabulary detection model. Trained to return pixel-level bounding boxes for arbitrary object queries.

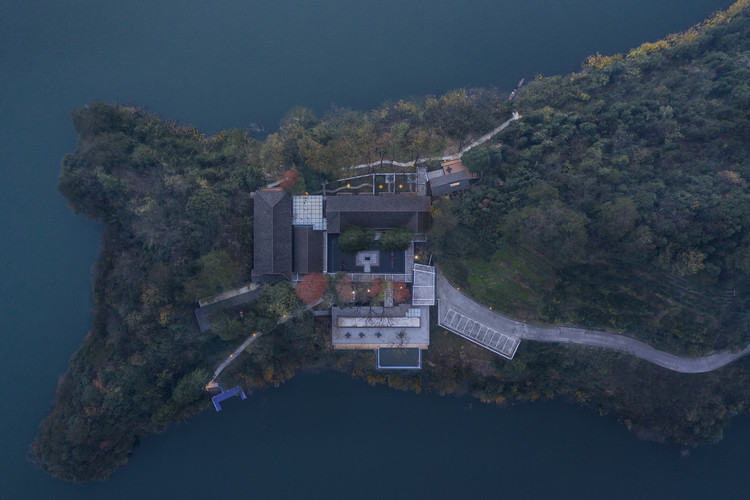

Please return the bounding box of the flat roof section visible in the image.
[292,195,327,230]
[426,169,445,181]
[332,305,430,349]
[412,264,435,306]
[337,316,420,328]
[441,158,478,178]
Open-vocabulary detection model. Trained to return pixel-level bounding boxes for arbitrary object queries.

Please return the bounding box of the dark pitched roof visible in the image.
[430,170,468,187]
[326,195,430,233]
[293,226,324,274]
[257,188,287,207]
[252,189,292,279]
[429,171,472,195]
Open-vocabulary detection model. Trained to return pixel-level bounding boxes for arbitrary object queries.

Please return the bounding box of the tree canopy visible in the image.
[378,227,414,251]
[338,225,375,254]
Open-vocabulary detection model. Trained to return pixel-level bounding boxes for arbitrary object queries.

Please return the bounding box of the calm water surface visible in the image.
[2,1,747,498]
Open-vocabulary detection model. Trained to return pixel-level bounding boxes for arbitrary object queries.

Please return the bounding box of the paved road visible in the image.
[436,271,750,373]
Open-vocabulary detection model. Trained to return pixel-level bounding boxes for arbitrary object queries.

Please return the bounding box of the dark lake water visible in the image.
[2,0,748,498]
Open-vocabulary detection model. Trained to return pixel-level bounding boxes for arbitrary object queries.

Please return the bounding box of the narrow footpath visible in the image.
[211,331,263,381]
[436,271,750,373]
[348,112,520,171]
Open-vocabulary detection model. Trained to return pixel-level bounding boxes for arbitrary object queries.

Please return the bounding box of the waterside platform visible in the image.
[211,385,247,412]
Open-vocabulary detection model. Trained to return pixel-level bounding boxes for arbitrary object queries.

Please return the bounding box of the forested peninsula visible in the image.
[35,1,750,482]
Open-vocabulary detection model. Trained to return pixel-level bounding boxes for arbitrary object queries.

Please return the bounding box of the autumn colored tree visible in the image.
[279,169,298,189]
[367,278,382,299]
[295,273,329,305]
[392,282,411,303]
[279,168,306,193]
[335,275,354,303]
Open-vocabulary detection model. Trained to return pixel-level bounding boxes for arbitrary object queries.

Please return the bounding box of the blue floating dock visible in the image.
[211,385,247,411]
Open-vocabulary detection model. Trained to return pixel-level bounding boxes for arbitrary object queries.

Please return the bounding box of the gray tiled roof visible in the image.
[326,194,430,233]
[429,170,469,187]
[293,225,324,274]
[252,189,292,279]
[429,171,470,195]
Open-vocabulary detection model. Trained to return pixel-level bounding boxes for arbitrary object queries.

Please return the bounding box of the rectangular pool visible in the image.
[377,347,422,369]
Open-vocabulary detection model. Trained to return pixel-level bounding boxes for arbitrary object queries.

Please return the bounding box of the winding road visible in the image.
[436,271,750,373]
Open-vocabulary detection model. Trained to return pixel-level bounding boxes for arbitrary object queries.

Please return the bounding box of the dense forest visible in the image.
[430,4,750,356]
[34,0,750,482]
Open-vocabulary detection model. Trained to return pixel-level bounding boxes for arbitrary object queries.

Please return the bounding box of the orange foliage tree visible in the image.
[335,275,354,303]
[295,273,328,305]
[279,168,299,189]
[367,278,382,299]
[392,282,411,303]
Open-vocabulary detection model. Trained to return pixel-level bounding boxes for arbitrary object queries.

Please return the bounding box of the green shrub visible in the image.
[378,226,413,251]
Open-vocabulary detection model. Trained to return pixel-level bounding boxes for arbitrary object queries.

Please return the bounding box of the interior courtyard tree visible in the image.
[378,226,414,251]
[338,225,375,254]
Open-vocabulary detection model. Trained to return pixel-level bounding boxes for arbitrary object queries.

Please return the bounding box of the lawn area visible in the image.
[464,247,555,320]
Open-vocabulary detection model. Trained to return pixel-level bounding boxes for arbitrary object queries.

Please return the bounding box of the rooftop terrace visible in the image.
[331,305,430,350]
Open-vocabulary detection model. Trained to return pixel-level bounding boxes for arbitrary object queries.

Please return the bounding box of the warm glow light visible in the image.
[399,184,403,188]
[347,183,350,187]
[379,185,383,188]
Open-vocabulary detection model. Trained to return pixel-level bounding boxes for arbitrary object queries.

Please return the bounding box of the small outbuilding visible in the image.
[428,159,479,196]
